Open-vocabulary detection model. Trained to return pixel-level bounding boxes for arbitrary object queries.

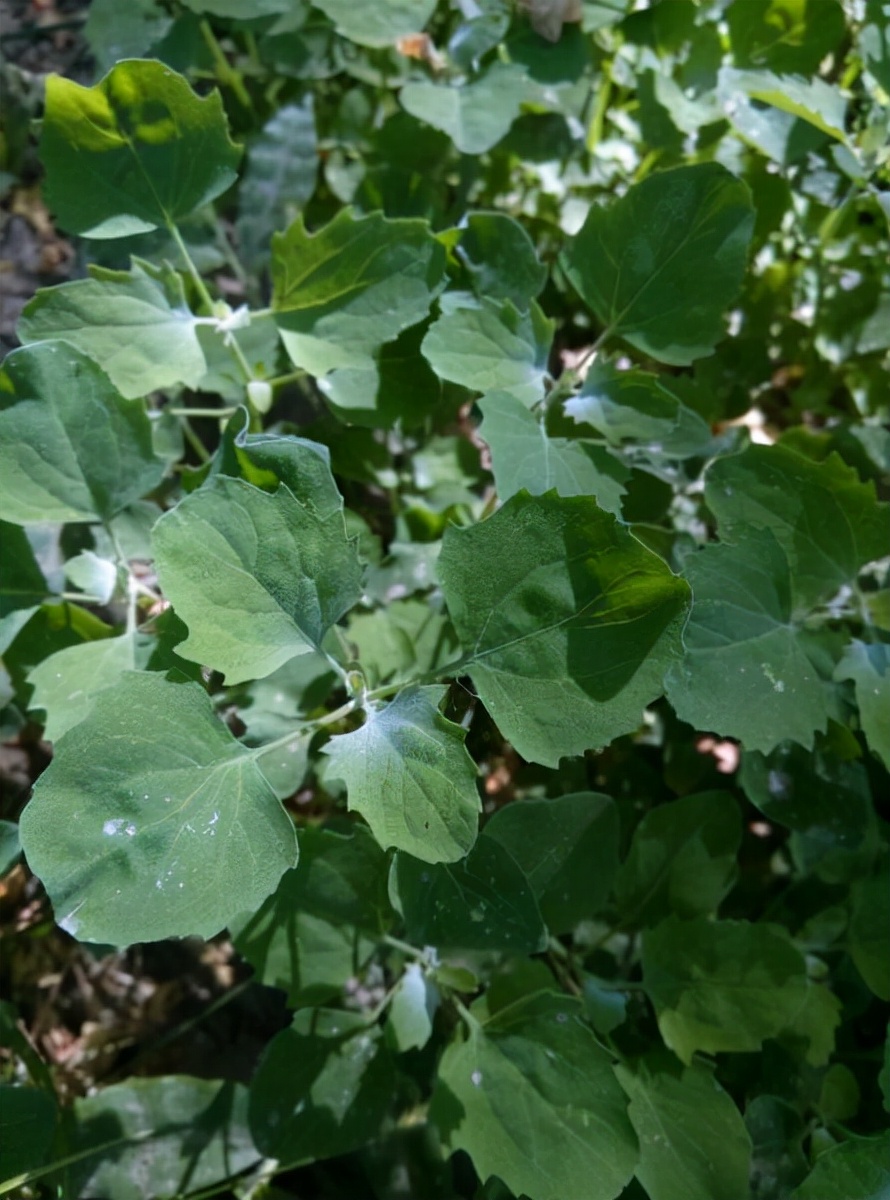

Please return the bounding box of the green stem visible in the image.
[198,18,253,111]
[167,406,237,419]
[382,933,427,960]
[244,697,358,762]
[452,995,482,1034]
[226,329,254,383]
[266,367,309,389]
[167,221,215,313]
[179,415,211,463]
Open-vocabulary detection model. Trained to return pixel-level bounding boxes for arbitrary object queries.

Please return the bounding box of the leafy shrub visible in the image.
[1,1,889,1197]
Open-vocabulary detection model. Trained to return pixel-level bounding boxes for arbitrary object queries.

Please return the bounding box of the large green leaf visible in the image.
[561,163,754,365]
[323,687,480,863]
[727,0,847,74]
[615,1057,752,1200]
[835,640,890,769]
[313,0,437,46]
[390,836,547,952]
[236,99,318,269]
[250,1010,395,1165]
[0,523,47,653]
[18,262,206,399]
[706,446,890,611]
[271,208,446,379]
[401,63,531,154]
[616,791,742,926]
[152,477,363,685]
[479,390,628,515]
[0,344,165,525]
[438,491,689,766]
[791,1131,890,1200]
[40,60,241,239]
[642,916,809,1063]
[422,301,553,407]
[430,992,638,1200]
[230,825,390,1007]
[60,1077,258,1200]
[27,633,140,743]
[664,530,832,753]
[19,673,297,945]
[482,792,619,933]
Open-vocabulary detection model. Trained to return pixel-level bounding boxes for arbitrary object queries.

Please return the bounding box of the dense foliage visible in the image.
[1,1,889,1197]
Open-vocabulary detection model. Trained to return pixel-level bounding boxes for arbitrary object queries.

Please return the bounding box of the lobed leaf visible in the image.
[41,60,241,239]
[323,687,480,863]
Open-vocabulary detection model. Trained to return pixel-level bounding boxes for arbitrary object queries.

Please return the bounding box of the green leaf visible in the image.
[664,530,832,753]
[482,792,619,933]
[0,1084,57,1183]
[401,63,531,155]
[152,477,363,685]
[387,962,437,1051]
[861,0,890,92]
[62,1077,258,1200]
[616,791,742,926]
[850,866,890,1000]
[455,211,547,308]
[18,262,206,399]
[271,208,446,379]
[236,99,318,269]
[315,321,444,426]
[0,344,165,525]
[221,410,343,518]
[430,992,638,1200]
[249,1011,395,1163]
[323,687,480,863]
[791,1132,890,1200]
[422,300,553,407]
[745,1095,808,1199]
[438,491,689,766]
[727,0,847,75]
[835,641,890,769]
[561,163,754,365]
[615,1056,752,1200]
[40,60,241,239]
[27,632,140,743]
[0,523,47,654]
[19,672,297,945]
[390,836,547,952]
[721,68,848,141]
[706,446,890,610]
[564,364,713,460]
[739,742,878,883]
[312,0,437,47]
[179,0,291,14]
[642,916,809,1063]
[479,390,628,515]
[84,0,175,73]
[231,825,390,1007]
